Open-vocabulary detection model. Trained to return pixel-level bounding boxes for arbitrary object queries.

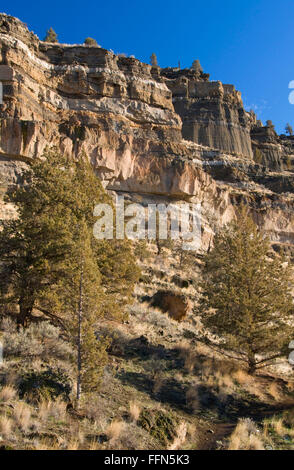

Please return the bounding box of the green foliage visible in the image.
[18,368,71,402]
[150,53,158,67]
[139,409,178,445]
[285,123,293,136]
[199,208,293,373]
[44,27,58,43]
[84,37,98,46]
[0,149,139,398]
[191,59,203,73]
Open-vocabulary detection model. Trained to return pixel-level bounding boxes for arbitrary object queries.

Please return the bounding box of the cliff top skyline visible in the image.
[1,0,294,134]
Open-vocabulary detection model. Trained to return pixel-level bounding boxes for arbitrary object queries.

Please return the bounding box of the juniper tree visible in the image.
[44,27,58,43]
[45,221,109,400]
[0,151,77,326]
[191,59,203,73]
[0,150,139,327]
[199,209,293,374]
[150,53,158,67]
[84,37,98,46]
[285,123,293,136]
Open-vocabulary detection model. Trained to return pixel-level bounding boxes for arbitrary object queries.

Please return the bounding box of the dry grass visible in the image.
[268,382,280,401]
[286,381,294,393]
[246,381,265,401]
[13,402,31,432]
[0,385,17,402]
[233,369,251,385]
[129,401,141,423]
[66,439,80,450]
[0,415,13,437]
[228,418,264,450]
[271,418,285,436]
[168,421,187,450]
[36,438,60,450]
[106,420,125,444]
[38,398,67,422]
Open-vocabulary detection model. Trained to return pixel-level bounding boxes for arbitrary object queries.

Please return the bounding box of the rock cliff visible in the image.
[0,13,294,250]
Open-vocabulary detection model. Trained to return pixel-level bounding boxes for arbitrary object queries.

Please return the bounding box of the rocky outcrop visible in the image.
[251,122,294,171]
[150,290,192,321]
[0,13,294,250]
[161,68,253,159]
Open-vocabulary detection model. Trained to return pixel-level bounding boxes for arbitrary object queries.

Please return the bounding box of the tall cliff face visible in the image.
[0,13,294,250]
[161,68,253,159]
[251,123,294,171]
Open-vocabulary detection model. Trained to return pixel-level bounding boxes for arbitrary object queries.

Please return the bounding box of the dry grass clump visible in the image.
[129,401,141,423]
[228,418,264,450]
[268,382,280,401]
[38,398,67,422]
[0,414,13,437]
[13,401,31,432]
[246,381,266,401]
[271,418,285,436]
[0,385,17,402]
[233,369,251,385]
[106,420,125,444]
[168,421,187,450]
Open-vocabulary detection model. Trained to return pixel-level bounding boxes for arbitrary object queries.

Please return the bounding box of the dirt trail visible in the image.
[200,401,294,450]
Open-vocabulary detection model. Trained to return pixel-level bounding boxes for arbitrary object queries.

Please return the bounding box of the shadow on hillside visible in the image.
[117,368,287,423]
[117,370,188,410]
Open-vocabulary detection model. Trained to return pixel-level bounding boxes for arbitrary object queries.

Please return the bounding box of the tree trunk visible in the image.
[76,264,84,403]
[248,352,257,375]
[18,296,33,328]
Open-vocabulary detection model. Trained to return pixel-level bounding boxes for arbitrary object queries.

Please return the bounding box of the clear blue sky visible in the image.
[2,0,294,133]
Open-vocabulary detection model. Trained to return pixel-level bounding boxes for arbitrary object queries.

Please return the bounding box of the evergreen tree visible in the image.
[44,27,58,43]
[191,60,203,73]
[0,150,139,327]
[199,209,293,374]
[84,37,98,46]
[46,221,109,399]
[285,123,293,136]
[0,150,139,398]
[150,53,158,67]
[0,151,77,326]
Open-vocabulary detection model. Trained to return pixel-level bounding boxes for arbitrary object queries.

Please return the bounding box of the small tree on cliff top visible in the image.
[199,208,293,374]
[44,27,58,43]
[84,37,98,46]
[285,123,293,136]
[150,53,158,67]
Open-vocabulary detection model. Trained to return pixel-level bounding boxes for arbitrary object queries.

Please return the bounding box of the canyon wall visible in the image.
[0,13,294,250]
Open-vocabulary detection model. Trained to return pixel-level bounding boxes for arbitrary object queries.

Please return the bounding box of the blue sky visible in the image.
[2,0,294,133]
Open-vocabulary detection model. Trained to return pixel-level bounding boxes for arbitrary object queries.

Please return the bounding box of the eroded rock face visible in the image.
[251,123,294,171]
[0,13,294,250]
[161,68,253,159]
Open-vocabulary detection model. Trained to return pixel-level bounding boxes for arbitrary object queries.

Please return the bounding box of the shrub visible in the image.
[139,409,178,445]
[0,385,17,402]
[44,27,58,43]
[84,37,97,46]
[129,401,141,423]
[18,368,71,402]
